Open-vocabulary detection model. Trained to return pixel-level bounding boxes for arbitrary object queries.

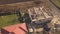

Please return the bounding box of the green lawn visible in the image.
[53,0,60,8]
[0,14,19,28]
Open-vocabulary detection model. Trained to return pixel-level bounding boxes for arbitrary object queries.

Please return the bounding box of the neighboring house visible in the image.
[1,23,27,34]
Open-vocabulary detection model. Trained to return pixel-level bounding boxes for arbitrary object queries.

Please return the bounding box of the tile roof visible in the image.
[0,32,1,34]
[2,23,27,34]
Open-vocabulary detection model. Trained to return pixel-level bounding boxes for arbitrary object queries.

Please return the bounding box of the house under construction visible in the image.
[0,0,60,34]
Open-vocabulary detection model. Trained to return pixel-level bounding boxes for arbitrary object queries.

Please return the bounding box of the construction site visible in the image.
[0,0,60,34]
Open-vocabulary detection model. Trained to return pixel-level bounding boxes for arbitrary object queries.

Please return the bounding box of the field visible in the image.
[53,0,60,8]
[0,14,19,28]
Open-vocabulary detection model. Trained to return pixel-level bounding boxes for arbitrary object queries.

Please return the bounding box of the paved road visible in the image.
[0,0,34,5]
[47,0,60,18]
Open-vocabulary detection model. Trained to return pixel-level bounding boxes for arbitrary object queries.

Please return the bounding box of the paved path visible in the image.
[0,0,34,5]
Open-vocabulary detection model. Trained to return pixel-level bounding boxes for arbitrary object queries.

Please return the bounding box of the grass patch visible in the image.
[0,14,19,28]
[53,0,60,8]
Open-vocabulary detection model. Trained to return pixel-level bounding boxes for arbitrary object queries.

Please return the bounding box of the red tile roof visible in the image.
[2,23,27,34]
[13,27,26,34]
[0,32,1,34]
